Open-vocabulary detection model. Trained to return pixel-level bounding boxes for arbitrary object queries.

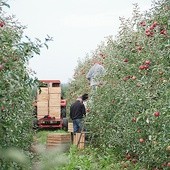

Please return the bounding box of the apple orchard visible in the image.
[0,0,169,169]
[66,0,170,169]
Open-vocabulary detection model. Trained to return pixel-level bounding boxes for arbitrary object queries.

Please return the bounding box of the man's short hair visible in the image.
[82,93,88,101]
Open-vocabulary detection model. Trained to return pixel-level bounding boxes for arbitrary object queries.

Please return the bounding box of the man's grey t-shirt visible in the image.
[86,63,105,86]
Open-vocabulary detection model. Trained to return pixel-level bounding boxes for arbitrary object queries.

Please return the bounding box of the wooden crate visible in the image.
[37,114,47,119]
[73,133,85,149]
[37,107,48,114]
[37,94,49,101]
[37,106,48,113]
[49,106,60,118]
[49,93,61,106]
[37,107,48,117]
[49,93,61,99]
[37,101,48,107]
[68,123,73,132]
[49,100,61,107]
[46,133,71,150]
[38,87,48,94]
[49,87,61,94]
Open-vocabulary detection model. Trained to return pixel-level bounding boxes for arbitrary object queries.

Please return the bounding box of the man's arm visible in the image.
[86,66,94,80]
[81,104,86,117]
[101,65,105,74]
[70,105,73,119]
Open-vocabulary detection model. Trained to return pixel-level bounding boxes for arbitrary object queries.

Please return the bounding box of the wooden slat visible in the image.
[47,140,70,144]
[37,94,49,101]
[49,87,61,94]
[68,123,73,132]
[49,93,61,107]
[38,88,48,94]
[46,133,71,149]
[49,106,60,118]
[48,135,70,138]
[73,133,85,149]
[37,102,48,107]
[49,93,61,99]
[46,143,70,150]
[37,107,48,116]
[49,99,61,107]
[47,137,70,141]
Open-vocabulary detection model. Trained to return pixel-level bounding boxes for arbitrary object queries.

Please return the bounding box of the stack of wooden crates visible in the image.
[46,133,71,151]
[37,84,61,119]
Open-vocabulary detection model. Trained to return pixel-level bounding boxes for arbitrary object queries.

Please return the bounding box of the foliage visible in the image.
[66,0,170,169]
[58,146,145,170]
[61,83,69,99]
[0,1,51,169]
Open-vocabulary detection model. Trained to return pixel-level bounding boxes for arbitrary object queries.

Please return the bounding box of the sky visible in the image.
[5,0,153,83]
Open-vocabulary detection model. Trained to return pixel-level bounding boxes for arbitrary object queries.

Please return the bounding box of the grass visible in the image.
[35,129,67,144]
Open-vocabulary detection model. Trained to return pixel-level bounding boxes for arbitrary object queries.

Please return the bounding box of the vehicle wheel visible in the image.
[61,107,66,118]
[33,118,38,130]
[62,118,68,131]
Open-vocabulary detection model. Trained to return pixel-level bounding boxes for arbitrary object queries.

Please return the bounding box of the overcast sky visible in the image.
[6,0,153,83]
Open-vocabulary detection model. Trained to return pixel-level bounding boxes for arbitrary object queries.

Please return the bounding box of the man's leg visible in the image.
[73,119,79,134]
[77,119,84,132]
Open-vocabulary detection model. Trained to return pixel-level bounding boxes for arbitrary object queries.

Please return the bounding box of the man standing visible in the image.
[86,59,105,90]
[70,96,86,133]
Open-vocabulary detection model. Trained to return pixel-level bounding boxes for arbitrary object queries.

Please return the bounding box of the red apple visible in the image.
[137,46,142,51]
[152,21,158,27]
[145,29,151,36]
[140,21,146,26]
[123,58,128,62]
[150,31,154,36]
[0,21,5,27]
[160,29,167,35]
[123,76,129,81]
[125,154,131,160]
[139,138,144,143]
[131,76,136,80]
[154,111,160,117]
[139,65,145,70]
[145,60,151,65]
[149,25,155,30]
[132,117,137,122]
[143,64,149,69]
[86,109,90,112]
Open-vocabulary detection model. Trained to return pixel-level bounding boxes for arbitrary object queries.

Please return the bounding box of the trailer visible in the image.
[34,80,68,131]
